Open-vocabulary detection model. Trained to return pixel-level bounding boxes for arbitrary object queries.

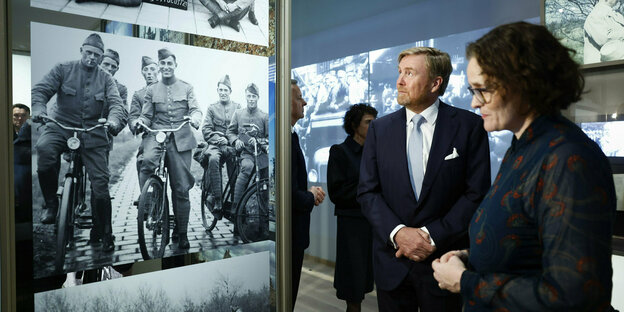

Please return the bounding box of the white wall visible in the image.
[12,54,31,107]
[614,255,624,309]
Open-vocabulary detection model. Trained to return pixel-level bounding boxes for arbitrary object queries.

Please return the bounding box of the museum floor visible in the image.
[295,256,378,312]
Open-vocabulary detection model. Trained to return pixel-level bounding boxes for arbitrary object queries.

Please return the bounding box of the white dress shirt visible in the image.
[390,99,440,248]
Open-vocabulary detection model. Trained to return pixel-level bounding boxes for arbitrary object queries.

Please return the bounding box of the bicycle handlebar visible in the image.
[35,115,107,133]
[136,118,191,133]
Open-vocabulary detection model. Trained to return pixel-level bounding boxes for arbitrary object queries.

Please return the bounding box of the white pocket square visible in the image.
[444,147,459,160]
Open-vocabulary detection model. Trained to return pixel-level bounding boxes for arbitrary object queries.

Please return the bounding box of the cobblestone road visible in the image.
[36,155,243,277]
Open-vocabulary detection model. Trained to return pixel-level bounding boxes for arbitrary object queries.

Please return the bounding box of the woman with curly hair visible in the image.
[432,22,617,311]
[327,103,378,312]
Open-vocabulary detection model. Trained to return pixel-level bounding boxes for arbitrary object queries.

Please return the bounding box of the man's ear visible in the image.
[430,76,443,94]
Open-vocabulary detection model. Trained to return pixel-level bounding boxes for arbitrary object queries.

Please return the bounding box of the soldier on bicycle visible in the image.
[226,83,269,215]
[129,56,159,185]
[32,33,127,252]
[136,48,202,250]
[201,74,240,216]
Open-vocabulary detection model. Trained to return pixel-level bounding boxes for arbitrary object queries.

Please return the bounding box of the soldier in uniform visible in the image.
[226,83,268,214]
[129,56,159,184]
[100,49,128,106]
[199,0,258,32]
[32,33,127,252]
[138,48,202,250]
[201,74,240,215]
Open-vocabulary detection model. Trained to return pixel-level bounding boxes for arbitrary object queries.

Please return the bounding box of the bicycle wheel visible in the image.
[137,176,169,260]
[236,179,270,243]
[200,170,218,232]
[55,177,74,273]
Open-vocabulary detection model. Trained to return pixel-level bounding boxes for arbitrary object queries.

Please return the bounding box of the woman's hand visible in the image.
[432,251,467,293]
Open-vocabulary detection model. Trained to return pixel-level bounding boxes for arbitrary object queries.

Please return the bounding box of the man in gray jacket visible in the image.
[138,48,202,249]
[226,83,268,214]
[201,74,240,216]
[32,33,127,252]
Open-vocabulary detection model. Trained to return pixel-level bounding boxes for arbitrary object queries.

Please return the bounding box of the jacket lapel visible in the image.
[418,102,458,204]
[389,108,419,206]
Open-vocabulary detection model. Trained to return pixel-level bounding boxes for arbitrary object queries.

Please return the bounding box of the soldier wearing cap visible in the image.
[100,49,128,106]
[226,82,268,216]
[199,0,258,32]
[201,74,240,215]
[31,33,127,252]
[129,56,159,182]
[138,48,202,249]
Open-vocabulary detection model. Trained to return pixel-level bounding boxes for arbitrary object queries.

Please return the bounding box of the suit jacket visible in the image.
[357,102,490,291]
[292,132,315,250]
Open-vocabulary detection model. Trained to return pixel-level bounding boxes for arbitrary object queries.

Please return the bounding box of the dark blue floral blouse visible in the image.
[461,114,616,311]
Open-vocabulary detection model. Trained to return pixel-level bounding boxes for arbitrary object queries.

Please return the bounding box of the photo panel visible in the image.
[291,52,369,184]
[31,0,270,46]
[35,251,271,311]
[543,0,624,67]
[31,21,271,279]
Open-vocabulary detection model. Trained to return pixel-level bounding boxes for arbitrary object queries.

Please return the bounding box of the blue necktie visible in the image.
[407,115,424,200]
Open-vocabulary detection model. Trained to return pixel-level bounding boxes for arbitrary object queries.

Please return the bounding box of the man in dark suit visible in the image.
[357,47,490,312]
[291,79,325,309]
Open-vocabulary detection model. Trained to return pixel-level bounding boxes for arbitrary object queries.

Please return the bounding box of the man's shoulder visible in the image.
[133,86,148,96]
[175,79,193,89]
[255,108,269,119]
[207,101,222,109]
[49,60,79,75]
[440,102,481,124]
[373,108,403,125]
[59,60,79,68]
[116,80,127,91]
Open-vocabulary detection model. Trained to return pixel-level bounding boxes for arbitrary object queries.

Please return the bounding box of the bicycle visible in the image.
[135,118,190,260]
[200,124,272,243]
[33,115,107,273]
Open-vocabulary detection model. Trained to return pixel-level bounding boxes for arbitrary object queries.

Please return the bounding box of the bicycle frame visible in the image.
[135,119,191,258]
[35,116,107,272]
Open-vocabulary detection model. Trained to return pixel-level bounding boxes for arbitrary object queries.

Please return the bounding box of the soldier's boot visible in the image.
[172,221,179,243]
[178,232,190,250]
[95,198,115,252]
[39,170,59,224]
[248,8,258,25]
[229,19,241,32]
[88,204,102,246]
[173,197,190,249]
[208,15,219,28]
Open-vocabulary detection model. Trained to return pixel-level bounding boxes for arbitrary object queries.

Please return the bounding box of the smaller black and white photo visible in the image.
[544,0,624,66]
[30,22,271,279]
[34,251,271,312]
[580,120,624,157]
[31,0,270,46]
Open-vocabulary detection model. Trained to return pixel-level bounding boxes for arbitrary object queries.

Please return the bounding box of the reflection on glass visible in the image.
[292,27,513,183]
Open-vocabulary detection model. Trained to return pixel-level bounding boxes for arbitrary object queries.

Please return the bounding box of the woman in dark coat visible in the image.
[327,103,378,312]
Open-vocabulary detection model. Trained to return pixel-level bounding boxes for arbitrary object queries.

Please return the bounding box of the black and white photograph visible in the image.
[291,52,369,184]
[31,0,270,46]
[580,120,624,156]
[35,251,271,312]
[544,0,624,66]
[30,22,271,279]
[291,25,514,185]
